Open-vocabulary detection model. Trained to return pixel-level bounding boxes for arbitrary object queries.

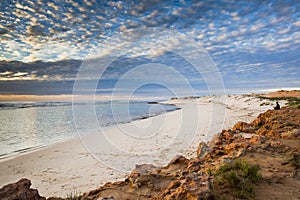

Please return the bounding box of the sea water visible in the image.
[0,101,177,159]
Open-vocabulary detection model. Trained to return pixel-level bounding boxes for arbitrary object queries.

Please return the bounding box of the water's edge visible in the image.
[0,101,179,160]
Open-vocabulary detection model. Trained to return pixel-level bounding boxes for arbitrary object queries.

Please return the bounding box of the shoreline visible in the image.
[0,104,178,162]
[0,94,282,197]
[0,101,178,161]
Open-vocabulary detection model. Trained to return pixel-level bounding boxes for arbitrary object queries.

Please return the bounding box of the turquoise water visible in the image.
[0,101,177,159]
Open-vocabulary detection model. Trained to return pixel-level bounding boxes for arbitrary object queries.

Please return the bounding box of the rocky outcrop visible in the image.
[233,107,300,138]
[80,155,213,200]
[0,178,45,200]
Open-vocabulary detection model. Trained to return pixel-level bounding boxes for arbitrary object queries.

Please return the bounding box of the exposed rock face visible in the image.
[197,142,210,159]
[0,178,45,200]
[81,155,213,200]
[233,107,300,139]
[1,105,300,200]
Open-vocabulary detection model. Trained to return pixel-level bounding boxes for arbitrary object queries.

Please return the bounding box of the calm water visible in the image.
[0,101,177,159]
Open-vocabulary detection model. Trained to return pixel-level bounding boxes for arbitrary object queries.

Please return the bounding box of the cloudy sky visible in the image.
[0,0,299,97]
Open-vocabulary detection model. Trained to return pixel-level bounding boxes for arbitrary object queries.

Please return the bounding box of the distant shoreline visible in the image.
[1,87,300,102]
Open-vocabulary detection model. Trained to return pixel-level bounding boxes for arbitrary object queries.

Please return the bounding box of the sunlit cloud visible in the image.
[0,0,299,95]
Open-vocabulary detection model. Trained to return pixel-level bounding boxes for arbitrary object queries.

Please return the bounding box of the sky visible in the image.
[0,0,299,98]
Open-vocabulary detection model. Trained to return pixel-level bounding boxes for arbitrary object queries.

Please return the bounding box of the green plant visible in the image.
[254,125,262,130]
[215,160,262,199]
[260,102,270,106]
[258,96,300,108]
[207,167,212,176]
[66,191,81,200]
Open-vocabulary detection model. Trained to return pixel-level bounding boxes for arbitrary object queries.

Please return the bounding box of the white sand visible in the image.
[0,94,281,197]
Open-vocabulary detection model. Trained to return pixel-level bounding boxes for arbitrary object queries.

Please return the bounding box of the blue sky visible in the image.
[0,0,299,97]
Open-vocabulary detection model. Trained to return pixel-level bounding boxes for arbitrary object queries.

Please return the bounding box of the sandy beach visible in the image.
[0,94,282,197]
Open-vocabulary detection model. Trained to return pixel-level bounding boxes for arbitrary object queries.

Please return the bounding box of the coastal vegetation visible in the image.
[258,93,300,108]
[213,160,262,199]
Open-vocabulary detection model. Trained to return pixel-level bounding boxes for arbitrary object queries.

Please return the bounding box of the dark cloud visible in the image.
[0,60,82,80]
[0,80,74,95]
[0,28,9,35]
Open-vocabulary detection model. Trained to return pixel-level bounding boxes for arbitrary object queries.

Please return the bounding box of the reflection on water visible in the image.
[0,101,176,159]
[0,106,76,158]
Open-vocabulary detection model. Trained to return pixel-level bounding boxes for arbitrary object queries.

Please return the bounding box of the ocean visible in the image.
[0,101,177,159]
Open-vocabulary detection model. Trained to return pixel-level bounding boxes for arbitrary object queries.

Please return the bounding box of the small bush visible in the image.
[215,160,262,199]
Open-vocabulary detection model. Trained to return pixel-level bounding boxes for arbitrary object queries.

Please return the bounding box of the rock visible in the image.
[158,176,213,200]
[221,130,235,141]
[249,135,263,144]
[208,133,222,147]
[187,159,202,173]
[133,164,156,175]
[0,178,46,200]
[197,142,210,158]
[281,129,300,138]
[232,121,255,133]
[256,128,280,137]
[99,197,115,200]
[168,155,189,165]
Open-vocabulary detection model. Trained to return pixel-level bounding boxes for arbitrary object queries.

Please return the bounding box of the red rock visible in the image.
[0,178,46,200]
[168,155,190,165]
[208,134,222,146]
[232,121,255,133]
[197,142,210,159]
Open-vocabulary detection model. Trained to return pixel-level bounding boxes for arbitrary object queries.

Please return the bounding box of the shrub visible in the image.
[215,160,262,199]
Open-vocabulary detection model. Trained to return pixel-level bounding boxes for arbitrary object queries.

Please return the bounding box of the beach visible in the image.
[0,94,281,197]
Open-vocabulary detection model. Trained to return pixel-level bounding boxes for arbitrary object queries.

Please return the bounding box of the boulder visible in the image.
[0,178,46,200]
[197,142,210,159]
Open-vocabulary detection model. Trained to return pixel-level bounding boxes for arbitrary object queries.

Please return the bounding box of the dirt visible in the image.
[260,90,300,98]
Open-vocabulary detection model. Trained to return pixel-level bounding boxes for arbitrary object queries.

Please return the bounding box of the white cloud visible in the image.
[230,12,241,21]
[249,23,265,32]
[293,21,300,26]
[0,71,13,76]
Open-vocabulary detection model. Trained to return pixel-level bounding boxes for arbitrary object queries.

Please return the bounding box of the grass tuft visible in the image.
[207,167,212,176]
[215,160,262,199]
[66,191,81,200]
